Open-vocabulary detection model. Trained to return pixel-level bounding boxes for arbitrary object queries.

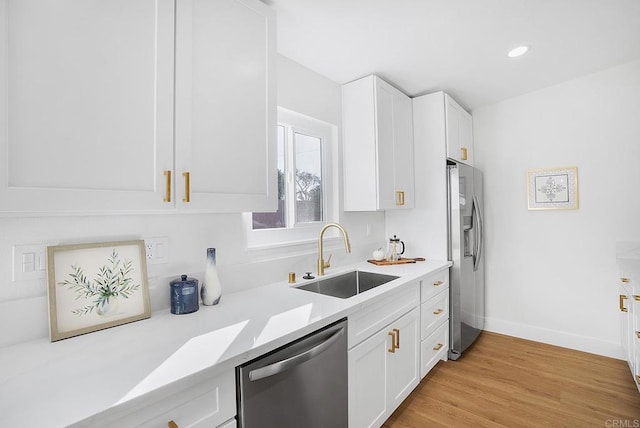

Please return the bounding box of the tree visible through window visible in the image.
[252,124,324,229]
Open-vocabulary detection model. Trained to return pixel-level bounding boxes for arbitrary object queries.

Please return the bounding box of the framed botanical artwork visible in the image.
[527,166,579,210]
[47,240,150,341]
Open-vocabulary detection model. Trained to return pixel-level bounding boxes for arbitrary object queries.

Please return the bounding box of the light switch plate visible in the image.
[13,244,47,281]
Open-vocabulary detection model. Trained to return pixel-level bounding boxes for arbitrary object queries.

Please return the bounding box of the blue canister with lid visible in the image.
[170,274,199,315]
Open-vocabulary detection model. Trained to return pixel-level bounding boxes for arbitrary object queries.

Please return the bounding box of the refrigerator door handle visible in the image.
[472,195,484,272]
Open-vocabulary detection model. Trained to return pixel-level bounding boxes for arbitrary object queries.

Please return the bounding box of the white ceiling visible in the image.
[267,0,640,110]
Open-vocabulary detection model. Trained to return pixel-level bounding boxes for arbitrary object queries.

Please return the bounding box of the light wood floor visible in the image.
[383,331,640,427]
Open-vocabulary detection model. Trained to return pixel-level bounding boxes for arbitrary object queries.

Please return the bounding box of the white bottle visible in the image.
[201,248,222,305]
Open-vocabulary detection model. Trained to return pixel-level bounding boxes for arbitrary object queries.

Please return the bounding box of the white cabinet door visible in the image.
[386,307,420,407]
[348,307,420,428]
[392,86,415,209]
[445,94,473,166]
[0,0,175,213]
[348,323,389,428]
[343,75,414,211]
[174,0,276,212]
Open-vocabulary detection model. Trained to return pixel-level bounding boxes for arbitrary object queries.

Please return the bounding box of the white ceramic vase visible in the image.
[201,248,222,306]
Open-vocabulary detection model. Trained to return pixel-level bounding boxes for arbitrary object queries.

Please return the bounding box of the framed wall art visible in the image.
[47,240,150,341]
[527,166,579,210]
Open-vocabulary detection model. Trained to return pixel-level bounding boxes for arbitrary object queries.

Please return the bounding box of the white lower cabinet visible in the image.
[348,307,420,428]
[419,269,450,378]
[70,371,236,428]
[421,322,449,378]
[617,247,640,392]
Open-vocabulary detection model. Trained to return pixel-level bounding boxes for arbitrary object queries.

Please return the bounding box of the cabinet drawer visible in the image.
[420,270,449,303]
[349,282,419,348]
[71,370,236,428]
[420,289,449,340]
[420,322,448,379]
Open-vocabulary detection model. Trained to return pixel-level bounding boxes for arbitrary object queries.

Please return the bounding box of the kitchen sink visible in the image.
[295,270,399,299]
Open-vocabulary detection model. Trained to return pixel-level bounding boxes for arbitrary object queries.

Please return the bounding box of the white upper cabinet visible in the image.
[343,75,414,211]
[0,0,175,213]
[174,0,276,212]
[0,0,276,214]
[445,94,473,165]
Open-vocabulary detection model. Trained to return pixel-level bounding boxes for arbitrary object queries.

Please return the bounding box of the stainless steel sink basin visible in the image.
[295,270,399,299]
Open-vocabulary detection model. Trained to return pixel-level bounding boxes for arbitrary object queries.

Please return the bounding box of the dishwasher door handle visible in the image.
[248,327,345,381]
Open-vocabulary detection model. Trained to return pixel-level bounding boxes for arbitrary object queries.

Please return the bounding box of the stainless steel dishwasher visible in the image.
[236,318,347,428]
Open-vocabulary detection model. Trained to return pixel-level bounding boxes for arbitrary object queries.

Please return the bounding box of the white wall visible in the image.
[0,54,385,347]
[473,60,640,359]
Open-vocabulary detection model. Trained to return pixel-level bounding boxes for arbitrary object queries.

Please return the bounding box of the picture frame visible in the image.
[527,166,579,210]
[47,240,151,341]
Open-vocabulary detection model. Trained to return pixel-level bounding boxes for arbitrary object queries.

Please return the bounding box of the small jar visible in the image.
[170,274,199,315]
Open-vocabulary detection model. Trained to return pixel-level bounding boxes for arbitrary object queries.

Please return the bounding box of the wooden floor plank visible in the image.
[383,331,640,428]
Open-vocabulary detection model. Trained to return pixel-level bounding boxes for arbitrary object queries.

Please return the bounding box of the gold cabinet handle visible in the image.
[620,295,629,312]
[636,331,640,339]
[635,295,640,302]
[395,191,405,206]
[388,331,396,353]
[393,328,400,349]
[168,421,179,428]
[461,147,468,160]
[182,172,190,203]
[621,277,630,283]
[163,170,172,202]
[433,280,443,286]
[433,308,444,315]
[433,343,444,351]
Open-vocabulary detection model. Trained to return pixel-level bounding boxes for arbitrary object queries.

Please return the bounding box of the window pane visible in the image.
[294,132,322,224]
[252,125,286,229]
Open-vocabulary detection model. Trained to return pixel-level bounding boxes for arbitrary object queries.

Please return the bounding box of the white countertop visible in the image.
[0,260,450,427]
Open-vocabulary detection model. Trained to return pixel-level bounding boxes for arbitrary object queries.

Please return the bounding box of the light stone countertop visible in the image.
[0,260,451,427]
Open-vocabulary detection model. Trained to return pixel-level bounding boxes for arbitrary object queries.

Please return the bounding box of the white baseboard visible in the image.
[484,316,624,360]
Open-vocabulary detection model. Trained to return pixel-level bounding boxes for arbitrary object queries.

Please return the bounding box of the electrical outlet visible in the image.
[144,237,169,265]
[13,244,47,281]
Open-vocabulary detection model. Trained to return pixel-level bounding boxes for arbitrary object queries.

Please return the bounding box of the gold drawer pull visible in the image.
[620,295,629,312]
[433,343,444,351]
[461,147,468,160]
[163,170,172,202]
[393,328,400,349]
[396,191,405,206]
[635,295,640,302]
[168,421,179,428]
[388,331,396,353]
[182,171,191,203]
[636,331,640,339]
[433,280,443,286]
[433,308,444,315]
[621,277,630,283]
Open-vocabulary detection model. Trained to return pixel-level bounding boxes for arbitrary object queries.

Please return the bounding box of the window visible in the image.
[246,108,337,248]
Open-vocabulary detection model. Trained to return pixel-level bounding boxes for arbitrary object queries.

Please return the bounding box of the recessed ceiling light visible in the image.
[507,46,529,58]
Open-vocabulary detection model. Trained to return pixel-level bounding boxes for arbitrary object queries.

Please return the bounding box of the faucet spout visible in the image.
[317,223,351,276]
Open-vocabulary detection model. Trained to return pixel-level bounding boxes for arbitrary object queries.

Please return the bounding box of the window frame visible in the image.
[244,107,338,251]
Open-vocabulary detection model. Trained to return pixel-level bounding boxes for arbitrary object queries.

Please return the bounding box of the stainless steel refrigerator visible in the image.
[448,160,485,360]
